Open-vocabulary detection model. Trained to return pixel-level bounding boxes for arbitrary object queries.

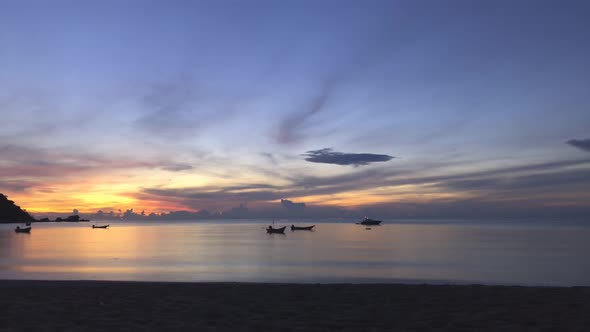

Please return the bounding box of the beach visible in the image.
[1,281,589,331]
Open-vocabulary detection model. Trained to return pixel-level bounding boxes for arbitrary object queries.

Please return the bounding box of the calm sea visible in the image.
[1,219,589,286]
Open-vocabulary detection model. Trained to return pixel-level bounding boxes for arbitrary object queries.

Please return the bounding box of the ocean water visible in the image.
[1,219,589,286]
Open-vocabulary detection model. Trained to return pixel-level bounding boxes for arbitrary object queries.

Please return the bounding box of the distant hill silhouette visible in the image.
[0,193,36,223]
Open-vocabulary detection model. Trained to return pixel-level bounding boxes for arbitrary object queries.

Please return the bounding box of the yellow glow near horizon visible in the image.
[7,167,223,213]
[286,184,471,208]
[6,177,478,214]
[10,160,583,215]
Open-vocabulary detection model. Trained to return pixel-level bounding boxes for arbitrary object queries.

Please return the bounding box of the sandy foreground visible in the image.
[0,281,589,331]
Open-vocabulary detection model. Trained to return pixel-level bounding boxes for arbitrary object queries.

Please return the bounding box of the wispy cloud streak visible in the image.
[275,77,335,145]
[134,158,590,214]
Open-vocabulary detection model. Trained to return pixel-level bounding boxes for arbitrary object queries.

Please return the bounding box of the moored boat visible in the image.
[92,224,109,229]
[291,225,315,231]
[14,226,31,233]
[266,226,286,234]
[357,217,382,225]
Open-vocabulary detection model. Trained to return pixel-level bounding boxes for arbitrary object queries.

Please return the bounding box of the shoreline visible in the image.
[2,280,589,331]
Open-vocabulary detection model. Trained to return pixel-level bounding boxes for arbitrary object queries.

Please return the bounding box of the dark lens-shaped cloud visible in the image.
[303,148,393,166]
[567,139,590,152]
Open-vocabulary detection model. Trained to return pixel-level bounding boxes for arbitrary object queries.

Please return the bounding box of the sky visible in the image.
[1,0,589,218]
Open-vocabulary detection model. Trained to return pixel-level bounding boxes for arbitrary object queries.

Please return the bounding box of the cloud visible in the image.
[127,157,590,218]
[275,78,335,145]
[0,144,199,181]
[132,76,253,141]
[134,79,207,137]
[272,14,404,146]
[280,198,306,216]
[0,180,37,192]
[133,83,217,141]
[567,139,590,152]
[292,168,393,188]
[161,163,193,172]
[138,183,282,209]
[274,158,589,198]
[303,148,394,166]
[444,168,590,193]
[260,152,277,165]
[280,198,306,210]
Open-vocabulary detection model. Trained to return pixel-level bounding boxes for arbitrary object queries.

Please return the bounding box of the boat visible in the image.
[14,226,31,233]
[291,225,315,231]
[357,217,382,226]
[266,226,286,234]
[92,224,109,229]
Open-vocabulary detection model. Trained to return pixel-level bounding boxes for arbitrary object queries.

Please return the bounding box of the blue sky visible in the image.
[1,0,589,217]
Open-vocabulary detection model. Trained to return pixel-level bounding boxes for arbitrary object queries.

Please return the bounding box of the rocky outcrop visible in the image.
[0,193,36,223]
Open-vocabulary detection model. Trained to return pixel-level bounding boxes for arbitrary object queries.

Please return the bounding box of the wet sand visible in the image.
[1,281,589,331]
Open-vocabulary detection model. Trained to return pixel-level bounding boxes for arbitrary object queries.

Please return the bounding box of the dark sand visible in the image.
[1,281,589,331]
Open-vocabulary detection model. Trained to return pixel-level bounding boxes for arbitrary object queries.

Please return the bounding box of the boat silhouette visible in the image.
[291,225,315,231]
[92,224,109,229]
[357,217,382,225]
[266,226,286,234]
[14,226,31,233]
